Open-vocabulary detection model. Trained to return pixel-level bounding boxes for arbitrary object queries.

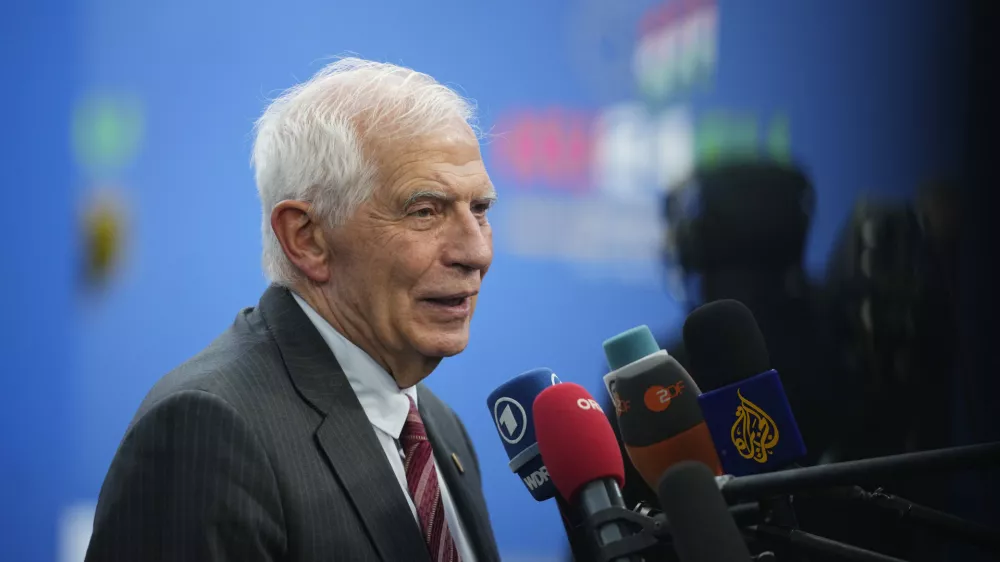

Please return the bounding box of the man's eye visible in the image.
[410,208,434,218]
[472,202,493,215]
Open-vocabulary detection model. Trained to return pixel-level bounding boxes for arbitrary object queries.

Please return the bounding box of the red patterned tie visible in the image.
[400,396,461,562]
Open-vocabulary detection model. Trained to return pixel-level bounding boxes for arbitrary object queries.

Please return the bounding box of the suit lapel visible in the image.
[259,286,431,562]
[419,386,502,562]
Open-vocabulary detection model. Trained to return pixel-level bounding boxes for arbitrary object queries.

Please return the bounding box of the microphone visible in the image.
[602,325,722,491]
[684,300,807,476]
[718,441,1000,503]
[487,370,597,561]
[486,368,562,500]
[658,461,753,562]
[533,382,641,562]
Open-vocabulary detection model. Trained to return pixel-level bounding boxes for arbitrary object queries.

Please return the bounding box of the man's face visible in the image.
[323,122,495,367]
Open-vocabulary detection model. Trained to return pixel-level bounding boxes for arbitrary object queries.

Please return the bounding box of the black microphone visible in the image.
[657,460,753,562]
[684,300,807,476]
[683,299,810,551]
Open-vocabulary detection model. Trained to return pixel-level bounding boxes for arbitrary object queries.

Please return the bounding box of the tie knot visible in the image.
[401,395,427,443]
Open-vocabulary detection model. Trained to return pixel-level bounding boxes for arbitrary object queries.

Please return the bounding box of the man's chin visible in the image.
[415,332,470,358]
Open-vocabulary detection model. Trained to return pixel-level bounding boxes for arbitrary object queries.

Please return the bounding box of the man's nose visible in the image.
[442,208,492,272]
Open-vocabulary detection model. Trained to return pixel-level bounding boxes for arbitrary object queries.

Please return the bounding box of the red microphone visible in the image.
[534,383,639,562]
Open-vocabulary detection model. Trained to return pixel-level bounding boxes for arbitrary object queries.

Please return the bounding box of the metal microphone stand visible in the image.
[745,525,910,562]
[808,486,1000,556]
[720,442,1000,503]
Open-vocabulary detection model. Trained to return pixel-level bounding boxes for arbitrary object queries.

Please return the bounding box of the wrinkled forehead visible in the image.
[371,126,491,193]
[389,163,497,208]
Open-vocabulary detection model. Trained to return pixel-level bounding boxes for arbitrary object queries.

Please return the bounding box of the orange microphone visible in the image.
[603,326,722,492]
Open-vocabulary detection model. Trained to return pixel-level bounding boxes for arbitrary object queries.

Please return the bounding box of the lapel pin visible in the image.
[451,452,465,474]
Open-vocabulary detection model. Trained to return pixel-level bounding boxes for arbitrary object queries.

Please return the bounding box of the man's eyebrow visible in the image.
[479,182,498,202]
[402,185,498,209]
[402,190,453,209]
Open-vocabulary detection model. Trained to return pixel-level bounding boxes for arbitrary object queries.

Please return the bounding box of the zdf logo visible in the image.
[643,381,686,412]
[577,398,603,412]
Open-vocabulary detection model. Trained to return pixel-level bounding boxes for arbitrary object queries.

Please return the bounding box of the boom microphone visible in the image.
[685,300,807,476]
[486,368,561,500]
[603,326,722,490]
[719,441,1000,503]
[534,383,640,562]
[658,461,753,562]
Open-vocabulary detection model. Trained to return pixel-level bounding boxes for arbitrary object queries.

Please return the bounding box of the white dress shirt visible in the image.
[293,294,476,562]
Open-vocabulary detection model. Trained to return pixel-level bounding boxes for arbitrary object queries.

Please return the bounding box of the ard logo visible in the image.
[731,389,779,463]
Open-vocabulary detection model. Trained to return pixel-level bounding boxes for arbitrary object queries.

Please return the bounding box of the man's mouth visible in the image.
[420,291,477,311]
[426,296,467,307]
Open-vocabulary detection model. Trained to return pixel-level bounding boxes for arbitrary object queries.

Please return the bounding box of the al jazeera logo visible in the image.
[730,389,779,464]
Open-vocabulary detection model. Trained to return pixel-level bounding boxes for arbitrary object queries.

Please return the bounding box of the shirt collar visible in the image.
[292,292,417,440]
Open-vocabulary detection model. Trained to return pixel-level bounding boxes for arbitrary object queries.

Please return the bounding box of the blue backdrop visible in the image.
[0,1,966,560]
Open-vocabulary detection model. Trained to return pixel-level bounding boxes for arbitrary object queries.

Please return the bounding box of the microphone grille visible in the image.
[533,383,625,502]
[603,325,660,371]
[658,461,752,561]
[683,299,769,390]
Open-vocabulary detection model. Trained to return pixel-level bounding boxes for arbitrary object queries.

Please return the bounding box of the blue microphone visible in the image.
[684,300,807,476]
[486,368,562,501]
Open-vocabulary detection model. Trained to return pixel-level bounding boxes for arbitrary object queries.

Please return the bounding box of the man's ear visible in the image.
[270,200,331,283]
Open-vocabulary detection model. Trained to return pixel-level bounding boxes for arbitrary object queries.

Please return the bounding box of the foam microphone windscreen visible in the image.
[613,353,723,488]
[486,368,562,501]
[533,383,625,503]
[658,461,752,562]
[685,299,807,474]
[682,299,770,391]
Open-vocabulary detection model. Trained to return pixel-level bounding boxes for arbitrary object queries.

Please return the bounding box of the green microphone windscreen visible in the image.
[603,325,660,371]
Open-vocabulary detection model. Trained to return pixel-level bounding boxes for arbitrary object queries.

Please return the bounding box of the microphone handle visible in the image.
[722,441,1000,502]
[577,479,643,562]
[556,494,596,562]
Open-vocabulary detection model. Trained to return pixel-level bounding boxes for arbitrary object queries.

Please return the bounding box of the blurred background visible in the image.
[2,0,997,560]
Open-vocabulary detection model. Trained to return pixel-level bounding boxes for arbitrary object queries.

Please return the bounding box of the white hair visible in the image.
[251,57,479,287]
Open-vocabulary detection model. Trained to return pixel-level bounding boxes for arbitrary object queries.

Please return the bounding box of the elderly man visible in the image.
[85,58,501,562]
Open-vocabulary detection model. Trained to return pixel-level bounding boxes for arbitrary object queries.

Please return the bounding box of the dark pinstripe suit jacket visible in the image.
[85,285,501,562]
